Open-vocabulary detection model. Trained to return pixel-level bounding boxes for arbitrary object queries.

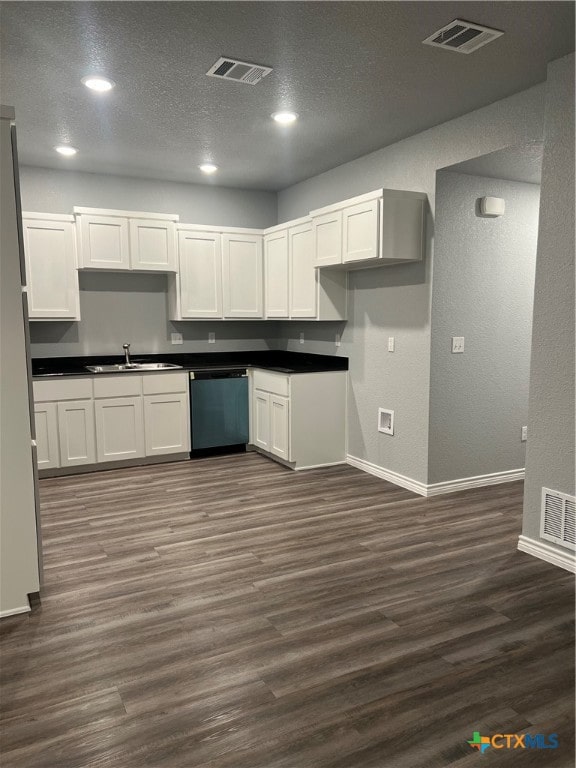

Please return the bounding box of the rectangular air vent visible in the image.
[207,57,272,85]
[423,19,503,54]
[541,488,576,551]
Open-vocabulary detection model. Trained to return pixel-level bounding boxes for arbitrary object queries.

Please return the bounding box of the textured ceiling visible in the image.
[0,2,573,190]
[446,142,544,185]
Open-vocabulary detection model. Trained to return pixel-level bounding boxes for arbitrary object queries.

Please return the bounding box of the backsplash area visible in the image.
[29,272,276,358]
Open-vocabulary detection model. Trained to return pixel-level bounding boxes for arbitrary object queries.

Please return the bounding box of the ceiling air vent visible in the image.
[423,19,503,54]
[206,57,272,85]
[541,488,576,551]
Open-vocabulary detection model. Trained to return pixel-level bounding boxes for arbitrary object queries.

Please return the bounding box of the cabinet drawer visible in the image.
[33,377,93,402]
[93,375,142,398]
[142,372,188,395]
[252,369,290,396]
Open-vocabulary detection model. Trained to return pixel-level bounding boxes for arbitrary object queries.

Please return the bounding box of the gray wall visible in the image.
[277,84,545,484]
[428,171,540,484]
[21,167,278,357]
[523,54,575,546]
[30,272,277,357]
[20,166,277,228]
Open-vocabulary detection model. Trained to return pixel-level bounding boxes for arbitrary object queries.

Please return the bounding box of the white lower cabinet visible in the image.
[33,372,190,471]
[253,390,271,451]
[269,396,290,460]
[34,402,59,469]
[144,393,189,455]
[57,400,96,467]
[95,397,145,463]
[250,369,346,469]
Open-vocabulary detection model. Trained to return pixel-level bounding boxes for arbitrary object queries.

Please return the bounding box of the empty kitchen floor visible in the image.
[0,454,574,767]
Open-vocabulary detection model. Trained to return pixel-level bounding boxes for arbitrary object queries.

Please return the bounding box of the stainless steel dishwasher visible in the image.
[189,368,249,457]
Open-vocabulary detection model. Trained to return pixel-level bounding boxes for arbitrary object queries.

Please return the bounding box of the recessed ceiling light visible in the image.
[199,163,218,174]
[82,76,115,92]
[55,145,78,156]
[272,111,298,125]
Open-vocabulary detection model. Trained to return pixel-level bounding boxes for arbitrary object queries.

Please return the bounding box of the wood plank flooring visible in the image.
[0,453,574,767]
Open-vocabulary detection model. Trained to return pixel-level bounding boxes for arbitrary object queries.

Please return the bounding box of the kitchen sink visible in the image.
[85,362,183,373]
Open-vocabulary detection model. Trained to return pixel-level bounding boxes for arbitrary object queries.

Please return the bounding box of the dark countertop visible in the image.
[32,351,348,378]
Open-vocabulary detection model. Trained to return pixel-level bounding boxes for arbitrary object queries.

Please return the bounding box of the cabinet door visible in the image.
[130,219,177,272]
[79,214,130,270]
[178,230,223,318]
[253,390,270,451]
[95,397,145,462]
[23,218,80,319]
[222,233,263,318]
[342,199,380,263]
[264,230,289,318]
[144,393,190,455]
[270,395,290,461]
[34,403,59,469]
[313,211,342,267]
[57,400,96,466]
[289,222,317,318]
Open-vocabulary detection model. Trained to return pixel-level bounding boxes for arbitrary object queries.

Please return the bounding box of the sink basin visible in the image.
[85,363,182,373]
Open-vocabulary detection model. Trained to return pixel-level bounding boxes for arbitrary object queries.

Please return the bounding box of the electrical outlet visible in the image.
[335,333,341,347]
[451,336,465,353]
[299,332,305,345]
[521,426,528,442]
[208,332,216,344]
[388,336,395,352]
[170,332,183,345]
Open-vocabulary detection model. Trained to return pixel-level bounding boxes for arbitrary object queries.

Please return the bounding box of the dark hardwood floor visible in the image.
[0,453,574,767]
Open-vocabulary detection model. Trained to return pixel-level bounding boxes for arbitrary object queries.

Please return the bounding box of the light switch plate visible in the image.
[521,426,528,442]
[451,336,465,353]
[170,332,183,345]
[300,332,305,345]
[335,333,341,347]
[208,332,216,344]
[388,336,395,352]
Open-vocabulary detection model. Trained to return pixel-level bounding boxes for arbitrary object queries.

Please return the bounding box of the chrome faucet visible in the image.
[123,343,131,366]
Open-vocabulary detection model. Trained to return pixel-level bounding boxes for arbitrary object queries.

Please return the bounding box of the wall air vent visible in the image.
[206,57,272,85]
[423,19,504,54]
[540,488,576,551]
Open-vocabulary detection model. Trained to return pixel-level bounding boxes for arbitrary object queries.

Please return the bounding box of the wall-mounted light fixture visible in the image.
[479,196,505,217]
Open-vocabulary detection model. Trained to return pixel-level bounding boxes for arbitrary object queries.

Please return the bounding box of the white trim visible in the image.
[294,460,347,471]
[177,223,263,235]
[347,455,525,497]
[73,207,179,221]
[22,211,75,222]
[517,535,576,573]
[346,455,428,496]
[426,467,525,496]
[264,216,310,235]
[310,188,426,218]
[0,603,31,619]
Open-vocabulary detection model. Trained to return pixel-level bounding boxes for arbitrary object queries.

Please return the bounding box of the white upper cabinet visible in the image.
[222,231,263,318]
[289,220,316,318]
[342,198,380,263]
[264,228,289,318]
[175,229,223,319]
[130,219,177,272]
[313,210,342,267]
[78,213,130,270]
[22,214,80,320]
[75,208,179,272]
[311,189,426,270]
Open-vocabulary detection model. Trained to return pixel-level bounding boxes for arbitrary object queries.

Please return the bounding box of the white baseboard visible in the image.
[346,455,428,495]
[294,460,347,471]
[0,603,31,619]
[517,534,576,573]
[346,455,525,498]
[426,467,525,496]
